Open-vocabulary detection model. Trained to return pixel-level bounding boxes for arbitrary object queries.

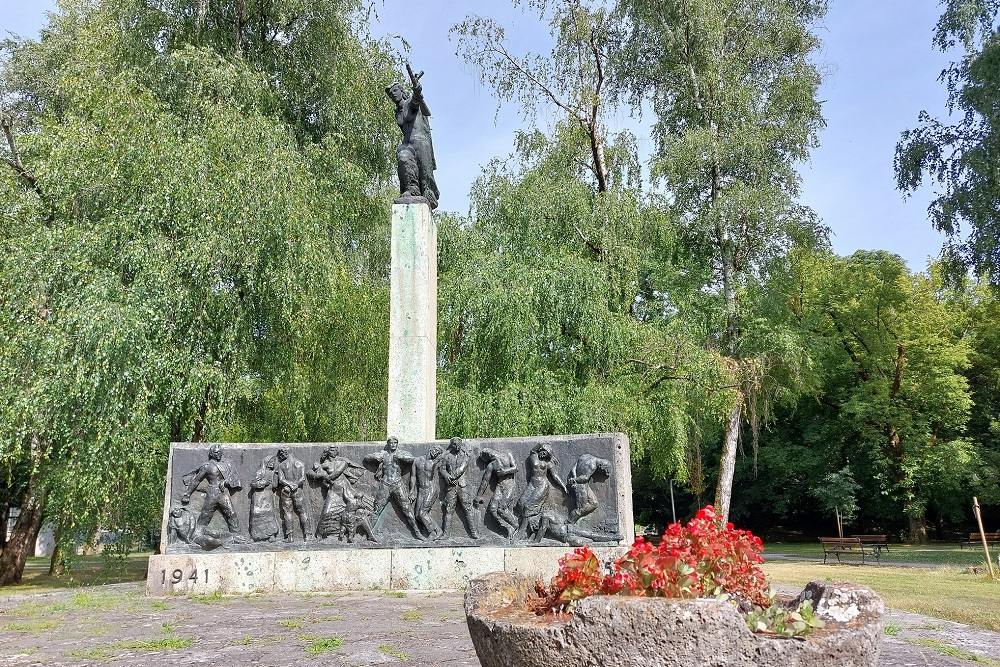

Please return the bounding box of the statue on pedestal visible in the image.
[386,64,440,209]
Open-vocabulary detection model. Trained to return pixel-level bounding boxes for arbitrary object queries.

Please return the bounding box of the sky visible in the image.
[0,0,957,270]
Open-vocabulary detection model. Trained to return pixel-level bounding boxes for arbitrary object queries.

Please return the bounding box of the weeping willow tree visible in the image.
[437,123,731,484]
[0,0,397,583]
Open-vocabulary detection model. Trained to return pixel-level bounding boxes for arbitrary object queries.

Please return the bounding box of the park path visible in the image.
[0,583,997,666]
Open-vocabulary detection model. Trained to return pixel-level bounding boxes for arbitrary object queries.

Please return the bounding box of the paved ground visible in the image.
[1,583,997,666]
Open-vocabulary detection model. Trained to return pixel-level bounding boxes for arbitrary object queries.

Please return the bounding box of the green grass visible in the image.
[379,644,409,660]
[1,619,61,633]
[190,591,226,604]
[401,609,422,621]
[884,623,902,636]
[279,618,304,629]
[64,635,192,661]
[149,600,169,610]
[766,542,990,566]
[67,647,114,661]
[303,636,343,656]
[764,562,1000,631]
[384,590,405,598]
[0,554,149,594]
[114,636,192,651]
[908,638,1000,665]
[5,590,134,622]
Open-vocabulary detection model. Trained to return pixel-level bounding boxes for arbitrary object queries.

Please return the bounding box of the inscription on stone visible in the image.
[160,434,629,554]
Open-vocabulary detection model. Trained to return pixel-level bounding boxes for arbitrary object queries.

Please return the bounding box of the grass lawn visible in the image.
[764,561,1000,632]
[766,541,993,567]
[0,554,149,595]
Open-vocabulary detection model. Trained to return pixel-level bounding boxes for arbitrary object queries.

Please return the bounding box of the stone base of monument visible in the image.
[146,546,627,595]
[464,573,885,667]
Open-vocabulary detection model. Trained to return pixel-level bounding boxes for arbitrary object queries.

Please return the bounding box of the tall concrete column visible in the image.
[387,202,436,442]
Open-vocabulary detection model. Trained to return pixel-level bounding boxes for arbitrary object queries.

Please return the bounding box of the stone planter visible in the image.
[464,572,884,667]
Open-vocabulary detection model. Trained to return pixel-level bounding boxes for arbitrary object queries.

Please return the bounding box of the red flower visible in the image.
[535,505,771,615]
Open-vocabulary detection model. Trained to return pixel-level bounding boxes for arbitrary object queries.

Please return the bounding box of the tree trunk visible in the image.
[714,398,742,523]
[908,513,929,545]
[0,501,8,550]
[0,479,46,586]
[48,522,65,577]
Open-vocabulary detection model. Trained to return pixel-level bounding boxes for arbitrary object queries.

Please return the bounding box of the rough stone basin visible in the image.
[464,572,884,667]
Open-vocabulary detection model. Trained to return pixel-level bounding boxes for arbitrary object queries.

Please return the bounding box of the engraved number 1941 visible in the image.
[161,568,209,585]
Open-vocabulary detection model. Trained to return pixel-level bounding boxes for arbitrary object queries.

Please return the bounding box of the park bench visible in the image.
[852,534,890,559]
[819,537,880,565]
[960,532,1000,549]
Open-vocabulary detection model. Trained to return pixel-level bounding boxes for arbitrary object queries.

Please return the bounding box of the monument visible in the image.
[146,65,634,595]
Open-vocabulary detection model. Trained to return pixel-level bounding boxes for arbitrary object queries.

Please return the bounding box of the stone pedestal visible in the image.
[387,202,436,442]
[146,545,628,595]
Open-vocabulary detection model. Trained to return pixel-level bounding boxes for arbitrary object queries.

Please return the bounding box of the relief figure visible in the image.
[308,445,364,540]
[249,456,279,542]
[410,444,444,540]
[441,437,481,539]
[516,442,568,540]
[475,448,519,538]
[536,509,622,547]
[181,444,243,537]
[276,447,312,542]
[567,454,613,522]
[364,437,423,539]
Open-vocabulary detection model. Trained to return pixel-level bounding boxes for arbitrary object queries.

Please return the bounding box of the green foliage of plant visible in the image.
[113,636,192,651]
[1,619,61,633]
[908,638,1000,665]
[897,1,1000,283]
[400,609,422,621]
[379,643,409,660]
[303,635,344,656]
[884,623,902,636]
[745,597,825,638]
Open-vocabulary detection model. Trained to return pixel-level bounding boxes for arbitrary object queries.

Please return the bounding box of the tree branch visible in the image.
[2,118,39,191]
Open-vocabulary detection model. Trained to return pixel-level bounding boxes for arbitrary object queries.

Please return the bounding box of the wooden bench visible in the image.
[819,537,880,565]
[852,534,890,559]
[960,532,1000,549]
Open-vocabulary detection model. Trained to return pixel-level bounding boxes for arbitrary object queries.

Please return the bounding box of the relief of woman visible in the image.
[515,442,567,540]
[308,446,364,540]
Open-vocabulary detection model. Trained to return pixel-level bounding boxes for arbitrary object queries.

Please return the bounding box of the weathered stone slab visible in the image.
[388,202,437,443]
[160,433,632,555]
[273,550,392,592]
[391,547,505,590]
[503,546,628,582]
[147,551,276,595]
[147,545,619,594]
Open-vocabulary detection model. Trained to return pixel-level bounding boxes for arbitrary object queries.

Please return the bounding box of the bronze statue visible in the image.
[309,445,364,540]
[249,456,279,542]
[168,506,226,550]
[475,448,519,538]
[441,437,481,539]
[410,444,445,540]
[343,493,378,544]
[536,509,622,547]
[516,442,567,539]
[386,64,440,209]
[181,444,243,535]
[568,454,612,522]
[276,447,312,542]
[364,436,424,539]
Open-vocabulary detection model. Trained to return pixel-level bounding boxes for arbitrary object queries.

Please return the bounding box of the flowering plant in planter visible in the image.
[532,505,823,637]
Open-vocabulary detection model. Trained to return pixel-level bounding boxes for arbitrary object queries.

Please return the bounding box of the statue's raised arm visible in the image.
[385,62,440,210]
